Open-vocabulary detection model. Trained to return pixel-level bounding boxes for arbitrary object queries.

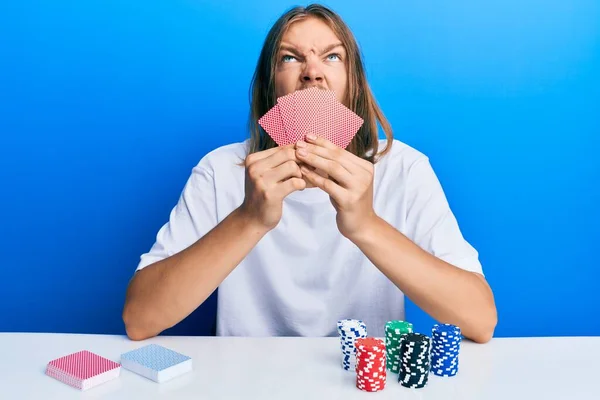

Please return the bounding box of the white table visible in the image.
[1,333,598,399]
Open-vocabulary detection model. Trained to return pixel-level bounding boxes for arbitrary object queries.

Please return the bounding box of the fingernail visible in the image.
[296,141,307,148]
[297,148,308,156]
[306,134,317,141]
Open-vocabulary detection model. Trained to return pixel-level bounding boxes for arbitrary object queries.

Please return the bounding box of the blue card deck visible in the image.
[120,344,192,383]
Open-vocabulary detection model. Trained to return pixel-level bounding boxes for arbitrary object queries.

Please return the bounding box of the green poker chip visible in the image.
[384,320,414,372]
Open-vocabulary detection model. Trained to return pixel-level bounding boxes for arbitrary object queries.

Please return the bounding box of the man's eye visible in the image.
[327,54,341,61]
[282,55,297,63]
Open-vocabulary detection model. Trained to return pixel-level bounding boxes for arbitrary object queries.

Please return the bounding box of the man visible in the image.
[122,4,497,343]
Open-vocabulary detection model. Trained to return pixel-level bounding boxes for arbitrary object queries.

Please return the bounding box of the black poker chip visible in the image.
[397,332,432,389]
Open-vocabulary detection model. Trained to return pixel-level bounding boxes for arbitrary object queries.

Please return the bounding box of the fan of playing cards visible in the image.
[258,87,364,149]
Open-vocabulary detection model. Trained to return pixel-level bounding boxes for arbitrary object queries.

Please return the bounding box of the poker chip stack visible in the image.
[337,319,368,371]
[355,338,387,392]
[384,320,413,373]
[431,323,461,377]
[398,333,431,389]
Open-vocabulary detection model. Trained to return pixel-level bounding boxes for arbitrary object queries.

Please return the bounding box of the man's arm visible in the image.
[350,216,497,343]
[295,135,497,343]
[123,145,306,340]
[122,207,269,340]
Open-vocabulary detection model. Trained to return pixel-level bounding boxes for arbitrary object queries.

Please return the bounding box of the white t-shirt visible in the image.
[136,139,483,338]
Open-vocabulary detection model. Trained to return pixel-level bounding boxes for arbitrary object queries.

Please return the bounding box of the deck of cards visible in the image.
[45,344,192,390]
[258,87,364,148]
[45,350,121,391]
[120,344,192,383]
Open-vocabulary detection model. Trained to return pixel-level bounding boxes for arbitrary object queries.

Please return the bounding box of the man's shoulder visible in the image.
[195,140,249,173]
[376,138,429,171]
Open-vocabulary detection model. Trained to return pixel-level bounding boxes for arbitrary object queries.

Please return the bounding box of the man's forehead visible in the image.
[280,18,344,53]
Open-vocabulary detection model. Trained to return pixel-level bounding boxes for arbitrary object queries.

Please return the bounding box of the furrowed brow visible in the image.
[278,44,303,56]
[320,42,344,54]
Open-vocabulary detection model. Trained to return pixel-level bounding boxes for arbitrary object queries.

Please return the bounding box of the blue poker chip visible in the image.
[433,353,458,359]
[429,323,461,377]
[433,358,458,365]
[432,336,460,342]
[432,323,461,334]
[432,364,458,370]
[433,344,460,350]
[432,348,459,354]
[432,358,458,364]
[431,357,458,364]
[432,338,460,343]
[432,367,458,377]
[433,347,458,353]
[337,319,367,371]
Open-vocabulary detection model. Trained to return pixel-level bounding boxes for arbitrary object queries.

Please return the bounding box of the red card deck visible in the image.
[46,350,121,391]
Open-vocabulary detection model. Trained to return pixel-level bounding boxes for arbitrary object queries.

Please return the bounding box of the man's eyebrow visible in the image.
[278,44,303,56]
[320,42,345,54]
[278,42,345,56]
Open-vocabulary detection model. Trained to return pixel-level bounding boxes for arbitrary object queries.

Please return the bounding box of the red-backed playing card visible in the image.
[258,105,289,146]
[277,92,297,144]
[293,87,336,143]
[310,96,364,149]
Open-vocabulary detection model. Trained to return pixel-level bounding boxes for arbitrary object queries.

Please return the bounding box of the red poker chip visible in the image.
[358,380,386,387]
[358,376,385,382]
[356,363,385,369]
[357,382,385,392]
[357,383,385,388]
[356,357,385,364]
[356,369,385,377]
[355,338,385,351]
[358,383,386,387]
[358,384,385,389]
[357,374,386,380]
[358,371,384,376]
[355,338,387,392]
[356,362,386,371]
[357,354,384,359]
[356,366,385,374]
[358,381,386,386]
[356,359,385,366]
[356,353,385,360]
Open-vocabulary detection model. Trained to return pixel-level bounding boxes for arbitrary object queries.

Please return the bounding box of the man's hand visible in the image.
[239,144,307,231]
[295,134,377,240]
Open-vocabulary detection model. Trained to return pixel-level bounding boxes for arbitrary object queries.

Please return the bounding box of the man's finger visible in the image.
[296,140,362,175]
[296,150,353,188]
[277,177,307,198]
[264,160,302,183]
[260,146,299,169]
[300,166,346,202]
[245,144,295,166]
[303,134,372,173]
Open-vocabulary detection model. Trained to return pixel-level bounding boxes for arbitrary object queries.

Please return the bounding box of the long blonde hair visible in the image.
[246,4,394,163]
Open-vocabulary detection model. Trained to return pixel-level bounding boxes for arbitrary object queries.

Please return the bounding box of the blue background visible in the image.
[1,0,598,338]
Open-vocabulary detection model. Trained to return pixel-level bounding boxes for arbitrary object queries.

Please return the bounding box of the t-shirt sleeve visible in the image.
[135,164,218,272]
[404,157,484,276]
